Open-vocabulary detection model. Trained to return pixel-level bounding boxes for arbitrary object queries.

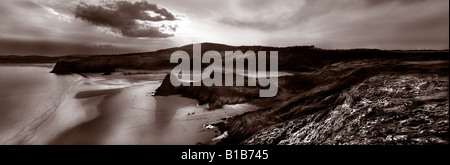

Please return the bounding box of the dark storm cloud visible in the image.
[74,1,176,38]
[121,27,172,38]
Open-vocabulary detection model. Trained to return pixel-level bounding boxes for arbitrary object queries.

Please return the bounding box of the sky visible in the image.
[0,0,448,56]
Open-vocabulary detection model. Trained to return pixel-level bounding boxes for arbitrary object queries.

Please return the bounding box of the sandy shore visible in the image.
[1,71,259,145]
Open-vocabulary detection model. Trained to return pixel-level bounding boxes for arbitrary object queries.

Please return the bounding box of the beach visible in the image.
[0,65,259,145]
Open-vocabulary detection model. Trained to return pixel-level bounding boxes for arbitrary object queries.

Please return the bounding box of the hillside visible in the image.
[220,58,449,145]
[243,73,448,145]
[44,43,448,74]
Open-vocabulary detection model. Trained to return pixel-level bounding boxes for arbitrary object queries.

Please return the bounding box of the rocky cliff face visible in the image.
[155,73,261,109]
[243,74,448,145]
[221,58,449,145]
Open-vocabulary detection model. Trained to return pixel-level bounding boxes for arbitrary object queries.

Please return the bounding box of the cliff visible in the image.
[220,57,449,145]
[155,73,262,110]
[241,74,448,145]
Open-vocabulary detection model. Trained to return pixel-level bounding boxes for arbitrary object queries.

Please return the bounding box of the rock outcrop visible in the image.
[243,74,449,145]
[155,73,262,109]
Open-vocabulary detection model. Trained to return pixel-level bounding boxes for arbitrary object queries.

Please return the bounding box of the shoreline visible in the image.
[0,65,260,145]
[48,78,260,145]
[40,72,260,144]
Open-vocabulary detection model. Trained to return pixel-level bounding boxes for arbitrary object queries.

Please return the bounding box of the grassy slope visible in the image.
[221,57,449,145]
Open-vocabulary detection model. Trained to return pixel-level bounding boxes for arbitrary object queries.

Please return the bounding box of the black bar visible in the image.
[1,145,448,163]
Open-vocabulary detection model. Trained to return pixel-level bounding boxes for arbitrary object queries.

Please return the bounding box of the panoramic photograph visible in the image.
[0,0,448,147]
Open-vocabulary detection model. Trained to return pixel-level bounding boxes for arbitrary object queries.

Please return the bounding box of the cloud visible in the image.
[216,0,440,31]
[121,27,173,38]
[212,0,448,49]
[74,1,177,38]
[364,0,428,7]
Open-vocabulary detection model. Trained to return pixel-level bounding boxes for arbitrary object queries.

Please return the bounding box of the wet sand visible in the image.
[48,74,259,145]
[0,68,259,145]
[0,65,82,144]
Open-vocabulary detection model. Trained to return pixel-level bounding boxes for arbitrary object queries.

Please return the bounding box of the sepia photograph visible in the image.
[0,0,448,161]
